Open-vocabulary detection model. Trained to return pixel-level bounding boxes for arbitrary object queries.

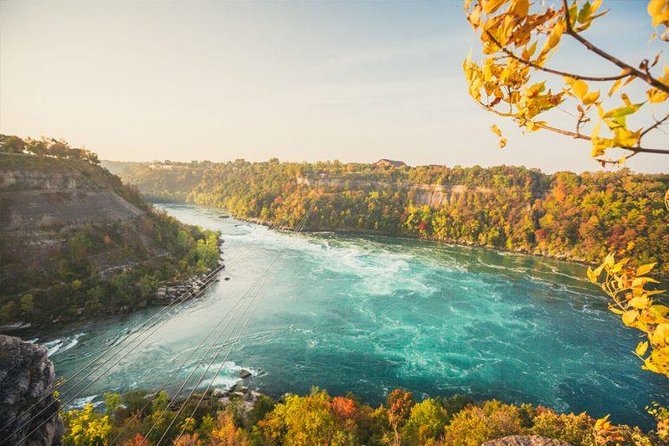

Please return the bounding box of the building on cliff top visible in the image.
[374,159,407,168]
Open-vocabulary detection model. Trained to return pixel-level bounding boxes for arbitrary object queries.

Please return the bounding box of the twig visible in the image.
[561,0,669,94]
[479,101,669,155]
[484,30,627,82]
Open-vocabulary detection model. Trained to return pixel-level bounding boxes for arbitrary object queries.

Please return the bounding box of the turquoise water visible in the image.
[37,204,666,428]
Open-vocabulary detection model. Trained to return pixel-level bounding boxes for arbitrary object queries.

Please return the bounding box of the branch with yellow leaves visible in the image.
[484,30,628,82]
[478,99,669,156]
[561,0,669,94]
[464,0,669,164]
[588,255,669,378]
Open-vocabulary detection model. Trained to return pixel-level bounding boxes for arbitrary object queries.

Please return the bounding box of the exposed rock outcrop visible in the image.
[0,335,63,446]
[482,435,572,446]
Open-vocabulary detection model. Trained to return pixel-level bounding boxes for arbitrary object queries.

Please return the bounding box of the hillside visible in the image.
[0,136,220,327]
[118,160,669,273]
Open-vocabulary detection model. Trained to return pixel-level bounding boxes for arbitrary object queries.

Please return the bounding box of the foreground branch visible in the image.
[561,0,669,94]
[480,102,669,155]
[485,30,627,82]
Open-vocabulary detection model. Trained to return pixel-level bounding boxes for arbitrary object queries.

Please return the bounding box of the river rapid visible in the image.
[31,204,667,428]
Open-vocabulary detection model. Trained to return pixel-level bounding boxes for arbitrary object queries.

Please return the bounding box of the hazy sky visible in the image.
[2,0,668,173]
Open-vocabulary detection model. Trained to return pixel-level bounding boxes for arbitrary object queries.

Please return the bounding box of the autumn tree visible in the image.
[463,0,669,165]
[464,0,669,379]
[259,389,358,446]
[464,0,669,440]
[62,403,112,446]
[385,389,414,446]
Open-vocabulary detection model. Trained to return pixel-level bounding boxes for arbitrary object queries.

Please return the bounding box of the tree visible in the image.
[62,403,112,446]
[259,389,357,446]
[210,411,249,446]
[463,0,669,166]
[19,294,33,316]
[464,0,669,439]
[401,399,448,446]
[385,389,414,446]
[0,301,18,323]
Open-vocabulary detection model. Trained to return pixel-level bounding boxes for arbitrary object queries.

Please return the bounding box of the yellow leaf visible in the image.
[612,127,641,147]
[490,124,507,148]
[468,4,483,27]
[647,87,668,103]
[650,304,669,317]
[611,257,628,273]
[632,276,660,288]
[483,0,509,14]
[622,310,639,326]
[565,77,589,100]
[583,90,600,105]
[608,79,622,97]
[636,263,656,276]
[595,415,611,430]
[648,0,669,27]
[541,20,564,55]
[629,295,650,309]
[608,305,624,315]
[521,41,538,60]
[635,341,649,357]
[591,0,602,13]
[510,0,529,17]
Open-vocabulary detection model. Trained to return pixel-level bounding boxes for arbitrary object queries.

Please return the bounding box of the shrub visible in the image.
[442,400,524,446]
[401,399,448,446]
[530,409,596,446]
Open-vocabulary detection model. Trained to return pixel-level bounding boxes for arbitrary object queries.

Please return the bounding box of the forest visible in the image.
[119,160,669,274]
[61,387,667,446]
[0,136,221,325]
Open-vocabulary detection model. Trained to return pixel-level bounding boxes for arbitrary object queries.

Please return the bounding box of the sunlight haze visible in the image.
[1,0,667,173]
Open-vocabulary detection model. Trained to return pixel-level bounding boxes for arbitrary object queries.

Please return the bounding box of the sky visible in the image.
[1,0,668,173]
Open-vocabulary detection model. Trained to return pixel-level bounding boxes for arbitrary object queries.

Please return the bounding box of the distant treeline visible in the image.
[118,160,669,273]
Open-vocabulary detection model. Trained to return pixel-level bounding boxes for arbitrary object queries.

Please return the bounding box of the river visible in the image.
[32,204,667,428]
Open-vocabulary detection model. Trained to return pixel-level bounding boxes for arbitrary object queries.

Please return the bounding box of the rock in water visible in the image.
[482,436,572,446]
[239,369,252,379]
[0,335,64,446]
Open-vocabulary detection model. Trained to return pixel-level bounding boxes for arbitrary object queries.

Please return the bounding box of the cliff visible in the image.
[0,154,153,287]
[0,335,63,446]
[0,141,220,327]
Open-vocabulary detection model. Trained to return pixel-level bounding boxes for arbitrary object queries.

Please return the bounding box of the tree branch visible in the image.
[478,101,669,155]
[561,0,669,94]
[536,122,669,155]
[485,30,627,82]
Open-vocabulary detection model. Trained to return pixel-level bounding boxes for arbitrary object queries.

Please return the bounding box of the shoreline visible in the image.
[163,201,596,270]
[0,242,227,334]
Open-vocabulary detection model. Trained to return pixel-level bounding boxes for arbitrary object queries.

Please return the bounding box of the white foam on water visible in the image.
[67,394,101,410]
[195,361,258,390]
[45,333,86,356]
[226,222,441,297]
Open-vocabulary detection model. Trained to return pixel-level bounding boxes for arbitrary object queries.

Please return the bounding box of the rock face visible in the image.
[482,435,572,446]
[0,335,63,446]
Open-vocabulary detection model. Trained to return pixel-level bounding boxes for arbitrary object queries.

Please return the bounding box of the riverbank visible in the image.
[118,160,669,275]
[185,205,597,268]
[0,245,227,333]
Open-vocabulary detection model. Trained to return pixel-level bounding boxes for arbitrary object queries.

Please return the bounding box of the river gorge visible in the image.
[25,204,668,429]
